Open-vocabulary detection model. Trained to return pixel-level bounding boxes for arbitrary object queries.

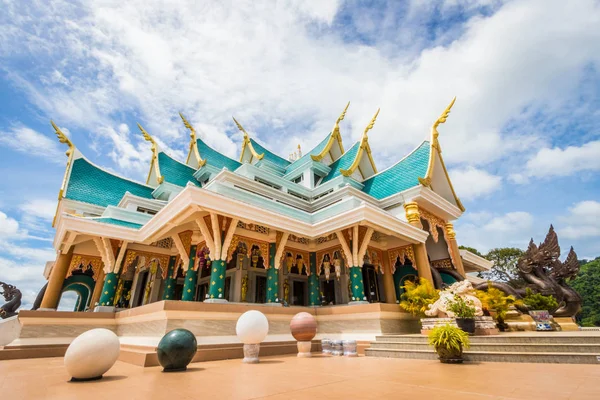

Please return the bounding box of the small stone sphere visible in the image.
[290,312,317,341]
[157,329,198,372]
[64,328,120,381]
[236,310,269,344]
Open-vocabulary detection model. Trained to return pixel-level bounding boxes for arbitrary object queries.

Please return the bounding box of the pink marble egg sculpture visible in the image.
[290,312,317,341]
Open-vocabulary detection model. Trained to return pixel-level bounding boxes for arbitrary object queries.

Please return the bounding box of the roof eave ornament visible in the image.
[51,120,77,226]
[233,117,264,162]
[311,101,349,162]
[179,112,206,168]
[418,97,465,212]
[138,123,164,185]
[340,108,379,177]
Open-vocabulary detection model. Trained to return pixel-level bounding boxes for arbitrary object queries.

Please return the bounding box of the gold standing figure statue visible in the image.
[241,275,248,302]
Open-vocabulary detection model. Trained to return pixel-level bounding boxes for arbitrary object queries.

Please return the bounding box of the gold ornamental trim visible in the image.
[122,250,170,279]
[431,258,453,270]
[226,234,270,267]
[388,245,416,273]
[67,254,103,281]
[282,247,310,275]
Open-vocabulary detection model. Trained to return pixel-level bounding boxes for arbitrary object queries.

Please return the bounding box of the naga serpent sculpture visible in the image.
[476,226,581,317]
[0,281,22,319]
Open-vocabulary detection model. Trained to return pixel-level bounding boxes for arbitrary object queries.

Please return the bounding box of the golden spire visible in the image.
[51,120,74,156]
[138,123,164,184]
[179,112,197,142]
[232,117,249,139]
[362,108,379,141]
[310,102,349,161]
[431,96,456,152]
[333,101,350,138]
[234,117,264,161]
[340,108,379,177]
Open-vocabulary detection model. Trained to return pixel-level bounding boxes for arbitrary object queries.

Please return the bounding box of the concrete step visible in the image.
[365,348,600,364]
[374,334,600,344]
[369,341,600,353]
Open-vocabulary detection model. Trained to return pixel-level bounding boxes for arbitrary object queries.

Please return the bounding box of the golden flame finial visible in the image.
[333,101,350,136]
[363,108,380,138]
[179,112,197,141]
[431,97,456,148]
[51,120,74,155]
[232,117,249,139]
[138,123,157,150]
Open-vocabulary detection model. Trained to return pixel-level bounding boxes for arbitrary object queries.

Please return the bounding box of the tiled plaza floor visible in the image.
[0,354,598,400]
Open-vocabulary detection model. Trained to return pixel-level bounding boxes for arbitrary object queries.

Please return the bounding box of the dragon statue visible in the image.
[0,281,22,319]
[475,225,581,317]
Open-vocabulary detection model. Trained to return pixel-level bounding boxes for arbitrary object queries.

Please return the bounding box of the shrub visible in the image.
[428,324,470,353]
[476,282,522,324]
[447,295,476,319]
[399,277,439,317]
[522,288,558,311]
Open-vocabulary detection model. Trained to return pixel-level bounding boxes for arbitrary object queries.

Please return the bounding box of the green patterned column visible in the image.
[162,256,178,300]
[98,272,118,306]
[266,243,278,303]
[208,259,226,300]
[308,252,320,306]
[349,266,366,302]
[182,244,198,301]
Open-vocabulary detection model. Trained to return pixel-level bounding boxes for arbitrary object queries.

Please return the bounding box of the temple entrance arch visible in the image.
[59,274,96,311]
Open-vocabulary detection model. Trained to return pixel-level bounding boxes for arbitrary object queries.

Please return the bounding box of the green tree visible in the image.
[477,248,526,288]
[458,245,484,257]
[570,258,600,327]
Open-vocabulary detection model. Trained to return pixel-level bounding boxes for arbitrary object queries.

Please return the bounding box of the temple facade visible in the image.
[40,100,491,313]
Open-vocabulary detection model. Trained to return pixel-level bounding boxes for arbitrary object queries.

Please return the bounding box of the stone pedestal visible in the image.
[204,299,228,304]
[420,316,499,335]
[331,340,343,356]
[554,317,580,331]
[242,343,261,363]
[321,339,332,355]
[297,341,312,357]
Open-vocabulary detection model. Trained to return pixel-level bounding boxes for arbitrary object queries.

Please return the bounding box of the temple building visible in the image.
[40,99,491,313]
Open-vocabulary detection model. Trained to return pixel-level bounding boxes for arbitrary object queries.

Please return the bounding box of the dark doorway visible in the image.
[292,280,306,306]
[362,265,381,303]
[174,282,184,301]
[196,283,208,301]
[322,279,335,305]
[224,277,231,301]
[133,270,149,307]
[255,276,267,303]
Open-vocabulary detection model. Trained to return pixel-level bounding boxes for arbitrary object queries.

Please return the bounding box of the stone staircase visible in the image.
[365,334,600,364]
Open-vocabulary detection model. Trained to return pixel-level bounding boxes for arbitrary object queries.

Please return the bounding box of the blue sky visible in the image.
[1,0,599,307]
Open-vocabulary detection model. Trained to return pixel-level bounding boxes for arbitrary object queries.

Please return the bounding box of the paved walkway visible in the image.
[0,354,598,399]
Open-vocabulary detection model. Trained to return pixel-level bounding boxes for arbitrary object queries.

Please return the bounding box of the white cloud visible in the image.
[511,140,600,183]
[455,210,535,252]
[449,166,502,200]
[19,199,57,221]
[0,0,599,176]
[0,211,22,239]
[0,125,64,164]
[483,211,534,233]
[559,200,600,240]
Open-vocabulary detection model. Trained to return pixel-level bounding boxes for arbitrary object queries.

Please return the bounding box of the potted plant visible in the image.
[428,324,470,363]
[399,278,439,318]
[476,283,521,331]
[522,288,559,331]
[447,295,476,334]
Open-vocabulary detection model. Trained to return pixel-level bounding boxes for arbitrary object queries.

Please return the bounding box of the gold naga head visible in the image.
[431,97,456,147]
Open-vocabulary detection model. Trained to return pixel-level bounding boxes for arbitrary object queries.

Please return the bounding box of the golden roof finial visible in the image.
[232,117,249,139]
[138,123,157,152]
[362,108,380,139]
[333,101,350,137]
[51,120,74,156]
[179,112,197,142]
[431,97,456,150]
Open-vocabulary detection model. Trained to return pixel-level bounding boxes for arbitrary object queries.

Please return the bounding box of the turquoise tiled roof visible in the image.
[65,158,154,207]
[95,218,143,229]
[285,135,330,173]
[158,152,198,187]
[361,141,430,200]
[320,142,360,184]
[197,139,241,171]
[250,138,290,169]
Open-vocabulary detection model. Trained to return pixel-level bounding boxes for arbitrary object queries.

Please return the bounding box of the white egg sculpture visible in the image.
[64,328,120,381]
[236,310,269,363]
